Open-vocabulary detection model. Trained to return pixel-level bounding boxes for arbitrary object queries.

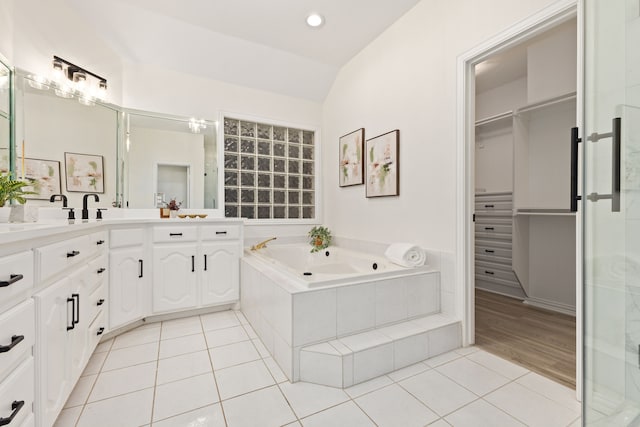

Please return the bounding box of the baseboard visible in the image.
[476,280,526,300]
[523,297,576,316]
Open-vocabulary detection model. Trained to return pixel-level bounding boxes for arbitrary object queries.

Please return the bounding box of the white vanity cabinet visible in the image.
[34,230,108,427]
[152,224,241,314]
[109,228,149,329]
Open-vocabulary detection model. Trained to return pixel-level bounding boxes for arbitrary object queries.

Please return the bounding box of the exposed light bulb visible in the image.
[306,13,324,27]
[52,59,64,82]
[73,71,87,93]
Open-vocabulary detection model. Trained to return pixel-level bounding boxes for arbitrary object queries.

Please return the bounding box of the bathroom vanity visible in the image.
[0,218,243,427]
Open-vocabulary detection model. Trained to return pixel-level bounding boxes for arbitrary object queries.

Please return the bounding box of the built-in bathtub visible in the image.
[240,243,460,386]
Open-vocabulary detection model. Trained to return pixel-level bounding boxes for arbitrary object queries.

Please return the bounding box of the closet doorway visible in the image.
[471,17,578,389]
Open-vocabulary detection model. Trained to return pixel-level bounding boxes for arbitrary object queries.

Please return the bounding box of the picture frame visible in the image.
[365,130,399,198]
[64,152,105,193]
[21,158,62,200]
[339,128,365,187]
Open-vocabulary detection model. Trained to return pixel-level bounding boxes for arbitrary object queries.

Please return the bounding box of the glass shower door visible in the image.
[583,0,640,425]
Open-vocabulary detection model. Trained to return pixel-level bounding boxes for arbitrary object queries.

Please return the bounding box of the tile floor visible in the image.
[54,310,581,427]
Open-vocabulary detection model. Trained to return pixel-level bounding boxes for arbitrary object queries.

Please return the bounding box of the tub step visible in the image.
[299,314,461,388]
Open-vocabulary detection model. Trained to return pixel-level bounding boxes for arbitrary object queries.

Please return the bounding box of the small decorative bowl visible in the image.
[197,214,208,218]
[177,214,188,219]
[188,214,198,218]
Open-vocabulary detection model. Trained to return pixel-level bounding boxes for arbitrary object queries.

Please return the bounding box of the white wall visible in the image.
[476,77,527,120]
[0,0,14,63]
[10,0,123,104]
[322,0,559,253]
[127,127,204,209]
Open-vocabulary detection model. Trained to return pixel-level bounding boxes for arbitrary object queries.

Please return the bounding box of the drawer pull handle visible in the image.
[192,255,195,273]
[72,294,80,325]
[96,240,105,245]
[97,268,106,274]
[484,227,494,231]
[97,327,105,336]
[0,335,24,353]
[485,249,495,253]
[169,233,183,237]
[67,297,75,331]
[204,254,207,271]
[139,259,144,278]
[67,250,80,258]
[485,271,495,275]
[484,204,494,208]
[97,299,105,306]
[0,274,23,288]
[0,400,24,426]
[215,231,227,235]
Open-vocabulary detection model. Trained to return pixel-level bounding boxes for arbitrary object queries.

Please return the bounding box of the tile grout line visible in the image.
[73,337,114,426]
[201,313,230,427]
[148,321,163,425]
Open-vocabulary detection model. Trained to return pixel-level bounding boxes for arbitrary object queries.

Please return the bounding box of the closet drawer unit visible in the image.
[87,283,107,326]
[110,228,145,249]
[475,193,512,203]
[37,235,91,282]
[200,225,240,241]
[0,300,34,383]
[475,239,512,250]
[0,251,34,310]
[474,201,512,212]
[153,226,198,243]
[474,224,512,235]
[0,357,34,427]
[476,267,517,282]
[475,216,512,226]
[475,245,513,260]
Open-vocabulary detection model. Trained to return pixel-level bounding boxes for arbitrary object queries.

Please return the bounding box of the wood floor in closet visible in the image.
[474,289,576,389]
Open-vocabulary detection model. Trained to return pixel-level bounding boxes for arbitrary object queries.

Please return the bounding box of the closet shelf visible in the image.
[515,92,577,115]
[515,208,576,216]
[475,111,513,127]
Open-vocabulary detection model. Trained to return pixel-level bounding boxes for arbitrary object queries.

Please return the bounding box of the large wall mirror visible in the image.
[121,111,218,209]
[11,68,219,211]
[0,59,11,175]
[14,69,118,209]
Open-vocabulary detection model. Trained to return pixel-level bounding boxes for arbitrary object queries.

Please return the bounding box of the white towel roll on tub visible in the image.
[384,243,426,267]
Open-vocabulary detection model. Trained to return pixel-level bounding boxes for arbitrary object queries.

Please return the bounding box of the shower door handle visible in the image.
[585,117,622,212]
[570,127,582,212]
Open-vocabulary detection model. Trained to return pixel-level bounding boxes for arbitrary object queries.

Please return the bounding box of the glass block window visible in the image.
[224,117,315,219]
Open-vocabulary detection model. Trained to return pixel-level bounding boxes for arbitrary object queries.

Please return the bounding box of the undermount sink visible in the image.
[0,223,57,233]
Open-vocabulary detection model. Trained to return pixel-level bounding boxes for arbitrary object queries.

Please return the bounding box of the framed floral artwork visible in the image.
[339,128,364,187]
[22,158,61,199]
[65,152,104,193]
[366,130,399,197]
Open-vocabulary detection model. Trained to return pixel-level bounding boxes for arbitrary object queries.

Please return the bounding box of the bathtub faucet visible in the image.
[251,237,277,251]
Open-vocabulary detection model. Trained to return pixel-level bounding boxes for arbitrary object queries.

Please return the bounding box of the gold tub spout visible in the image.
[251,237,277,251]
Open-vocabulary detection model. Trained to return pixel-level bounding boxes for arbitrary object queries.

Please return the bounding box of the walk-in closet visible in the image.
[473,18,578,388]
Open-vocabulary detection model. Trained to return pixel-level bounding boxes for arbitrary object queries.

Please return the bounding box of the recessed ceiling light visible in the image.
[306,13,324,28]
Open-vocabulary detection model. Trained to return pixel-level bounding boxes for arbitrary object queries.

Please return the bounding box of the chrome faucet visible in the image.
[251,237,277,251]
[82,194,100,220]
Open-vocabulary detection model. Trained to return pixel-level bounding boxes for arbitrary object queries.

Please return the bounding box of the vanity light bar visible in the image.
[52,56,107,89]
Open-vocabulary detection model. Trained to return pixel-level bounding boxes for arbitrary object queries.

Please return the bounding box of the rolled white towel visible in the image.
[384,243,426,267]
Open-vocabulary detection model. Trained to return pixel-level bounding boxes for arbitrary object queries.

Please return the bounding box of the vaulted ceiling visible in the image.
[67,0,422,102]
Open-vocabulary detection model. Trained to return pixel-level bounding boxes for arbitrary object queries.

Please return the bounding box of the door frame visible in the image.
[455,0,582,398]
[154,162,192,208]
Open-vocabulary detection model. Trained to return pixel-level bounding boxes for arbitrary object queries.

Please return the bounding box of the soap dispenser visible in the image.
[63,207,75,224]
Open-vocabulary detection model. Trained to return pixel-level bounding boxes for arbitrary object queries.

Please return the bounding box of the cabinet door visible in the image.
[68,265,92,382]
[109,248,149,329]
[34,277,72,427]
[153,245,198,313]
[201,242,240,306]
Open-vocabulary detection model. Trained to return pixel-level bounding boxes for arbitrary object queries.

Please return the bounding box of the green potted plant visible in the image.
[0,173,35,207]
[308,225,332,253]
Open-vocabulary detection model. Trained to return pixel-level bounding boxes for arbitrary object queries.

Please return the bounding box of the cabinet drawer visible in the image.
[200,225,240,241]
[110,228,145,248]
[0,357,34,427]
[87,255,108,293]
[0,251,34,311]
[475,266,516,282]
[475,224,512,235]
[0,300,34,383]
[475,193,512,203]
[475,245,512,259]
[153,226,198,243]
[90,230,108,254]
[88,282,107,326]
[37,235,91,282]
[88,311,107,354]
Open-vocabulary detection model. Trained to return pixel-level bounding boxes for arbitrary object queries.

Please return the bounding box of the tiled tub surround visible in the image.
[241,246,461,387]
